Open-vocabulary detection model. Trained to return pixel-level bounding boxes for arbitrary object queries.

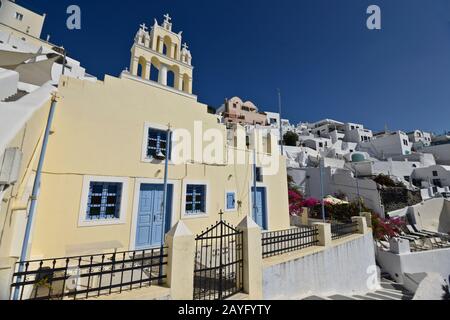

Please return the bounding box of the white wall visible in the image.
[408,198,450,234]
[0,0,45,38]
[332,171,385,216]
[359,131,412,159]
[263,233,378,299]
[0,68,18,101]
[412,165,450,188]
[377,248,450,287]
[422,144,450,166]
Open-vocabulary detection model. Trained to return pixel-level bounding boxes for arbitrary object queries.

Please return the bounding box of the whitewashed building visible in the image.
[358,131,412,159]
[407,130,432,150]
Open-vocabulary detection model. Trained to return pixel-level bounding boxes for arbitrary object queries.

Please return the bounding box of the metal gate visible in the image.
[193,217,243,300]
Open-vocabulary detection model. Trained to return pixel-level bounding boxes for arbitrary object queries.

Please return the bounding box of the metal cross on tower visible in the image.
[164,13,172,23]
[140,23,148,32]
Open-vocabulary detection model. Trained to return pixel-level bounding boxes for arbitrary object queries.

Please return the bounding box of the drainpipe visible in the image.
[13,95,58,300]
[277,89,284,156]
[160,125,172,246]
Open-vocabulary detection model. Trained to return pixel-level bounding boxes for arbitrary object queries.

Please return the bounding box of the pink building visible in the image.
[219,97,268,126]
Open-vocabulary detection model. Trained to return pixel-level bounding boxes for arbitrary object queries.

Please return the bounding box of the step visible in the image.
[365,292,399,300]
[226,293,249,300]
[352,295,380,301]
[328,295,359,301]
[378,289,413,299]
[303,295,329,300]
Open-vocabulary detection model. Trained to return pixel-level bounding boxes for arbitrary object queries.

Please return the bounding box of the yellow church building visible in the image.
[1,14,290,265]
[1,4,376,302]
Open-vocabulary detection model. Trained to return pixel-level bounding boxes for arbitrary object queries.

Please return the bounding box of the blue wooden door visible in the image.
[251,187,267,230]
[136,184,173,249]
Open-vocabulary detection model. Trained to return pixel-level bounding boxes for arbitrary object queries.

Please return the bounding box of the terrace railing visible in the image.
[331,222,358,240]
[10,247,168,300]
[262,226,319,259]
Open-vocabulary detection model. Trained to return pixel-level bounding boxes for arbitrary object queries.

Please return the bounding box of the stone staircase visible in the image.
[2,90,28,102]
[303,276,414,301]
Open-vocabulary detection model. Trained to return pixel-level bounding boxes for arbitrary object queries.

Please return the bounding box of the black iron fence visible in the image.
[262,226,319,259]
[331,222,358,240]
[10,247,168,300]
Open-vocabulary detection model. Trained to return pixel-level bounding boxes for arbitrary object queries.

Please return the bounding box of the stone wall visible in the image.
[262,233,377,299]
[381,187,422,214]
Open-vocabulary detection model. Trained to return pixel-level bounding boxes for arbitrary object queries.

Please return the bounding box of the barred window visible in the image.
[147,128,171,160]
[86,182,122,220]
[185,185,206,215]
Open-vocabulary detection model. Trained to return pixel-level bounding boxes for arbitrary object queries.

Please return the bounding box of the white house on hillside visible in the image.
[407,130,432,150]
[411,165,450,189]
[358,131,412,159]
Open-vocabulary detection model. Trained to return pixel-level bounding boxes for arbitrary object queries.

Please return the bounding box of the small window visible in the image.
[225,191,237,212]
[185,185,206,215]
[432,171,438,177]
[15,12,24,21]
[146,128,171,160]
[86,182,122,220]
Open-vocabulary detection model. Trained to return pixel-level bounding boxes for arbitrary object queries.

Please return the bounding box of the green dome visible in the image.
[352,153,366,162]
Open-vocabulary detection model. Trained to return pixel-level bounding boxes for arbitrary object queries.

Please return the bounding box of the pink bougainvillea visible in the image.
[301,197,320,208]
[288,189,303,216]
[372,214,406,240]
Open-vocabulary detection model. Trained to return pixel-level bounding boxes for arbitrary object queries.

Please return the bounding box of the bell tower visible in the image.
[129,14,194,95]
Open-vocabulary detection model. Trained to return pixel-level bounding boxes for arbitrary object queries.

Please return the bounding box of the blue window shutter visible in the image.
[227,193,235,210]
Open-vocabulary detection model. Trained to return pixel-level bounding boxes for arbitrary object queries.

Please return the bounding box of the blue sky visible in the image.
[18,0,450,134]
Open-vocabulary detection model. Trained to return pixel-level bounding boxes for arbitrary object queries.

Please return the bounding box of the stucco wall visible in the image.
[409,198,450,234]
[262,233,377,299]
[377,248,450,286]
[29,75,290,258]
[0,68,18,101]
[422,144,450,166]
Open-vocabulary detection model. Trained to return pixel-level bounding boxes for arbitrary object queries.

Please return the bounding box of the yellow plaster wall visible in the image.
[0,99,51,259]
[30,75,289,258]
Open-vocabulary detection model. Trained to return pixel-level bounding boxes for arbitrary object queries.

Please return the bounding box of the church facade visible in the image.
[26,15,290,258]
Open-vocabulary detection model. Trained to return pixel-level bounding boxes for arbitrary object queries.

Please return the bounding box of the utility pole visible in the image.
[13,95,58,300]
[354,164,362,213]
[158,124,171,285]
[319,157,326,222]
[160,124,172,246]
[253,138,258,221]
[277,89,284,156]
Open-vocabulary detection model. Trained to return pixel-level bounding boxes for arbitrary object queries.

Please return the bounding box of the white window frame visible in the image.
[141,122,171,163]
[224,190,237,212]
[181,180,209,219]
[78,176,129,227]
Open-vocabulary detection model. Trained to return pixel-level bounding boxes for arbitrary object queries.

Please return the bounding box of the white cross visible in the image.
[139,23,148,32]
[163,13,172,23]
[182,42,189,50]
